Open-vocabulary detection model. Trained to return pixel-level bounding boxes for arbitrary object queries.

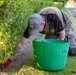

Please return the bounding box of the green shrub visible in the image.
[0,0,64,62]
[0,0,5,21]
[53,0,67,7]
[53,2,64,8]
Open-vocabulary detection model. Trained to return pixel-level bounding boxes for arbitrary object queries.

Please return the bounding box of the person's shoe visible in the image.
[69,47,76,56]
[2,59,12,68]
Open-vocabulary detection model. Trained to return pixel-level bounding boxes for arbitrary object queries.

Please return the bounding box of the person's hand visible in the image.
[59,36,65,40]
[59,29,65,40]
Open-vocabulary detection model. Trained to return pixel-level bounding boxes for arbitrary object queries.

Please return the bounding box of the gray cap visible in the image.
[28,14,42,35]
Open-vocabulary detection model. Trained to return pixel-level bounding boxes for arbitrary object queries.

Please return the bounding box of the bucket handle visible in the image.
[57,37,68,41]
[34,38,68,43]
[34,38,45,42]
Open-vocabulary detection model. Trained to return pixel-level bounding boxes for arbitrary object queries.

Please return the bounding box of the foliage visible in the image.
[0,0,64,62]
[0,23,11,61]
[0,0,5,21]
[53,0,67,6]
[0,0,43,61]
[0,0,4,6]
[74,0,76,2]
[67,0,74,2]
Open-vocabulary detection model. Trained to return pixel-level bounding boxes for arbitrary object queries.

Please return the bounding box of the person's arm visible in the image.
[58,29,65,40]
[15,26,30,49]
[2,27,30,68]
[10,36,28,60]
[17,36,28,49]
[54,14,65,40]
[10,27,30,60]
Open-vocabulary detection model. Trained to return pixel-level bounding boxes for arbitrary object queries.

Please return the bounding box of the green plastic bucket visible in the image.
[32,38,70,71]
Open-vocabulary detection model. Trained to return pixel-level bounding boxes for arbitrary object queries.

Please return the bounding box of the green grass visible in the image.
[1,7,76,75]
[4,54,76,75]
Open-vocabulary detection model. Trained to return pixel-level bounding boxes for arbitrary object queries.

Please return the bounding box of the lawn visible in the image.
[18,55,76,75]
[3,54,76,75]
[0,7,76,75]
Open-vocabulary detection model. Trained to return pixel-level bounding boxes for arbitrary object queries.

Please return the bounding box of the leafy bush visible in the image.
[53,2,64,8]
[0,0,64,62]
[53,0,67,6]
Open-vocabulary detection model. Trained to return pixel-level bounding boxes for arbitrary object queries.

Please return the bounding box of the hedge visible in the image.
[0,0,64,62]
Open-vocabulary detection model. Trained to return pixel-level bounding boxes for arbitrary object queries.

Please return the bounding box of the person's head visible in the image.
[28,14,45,35]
